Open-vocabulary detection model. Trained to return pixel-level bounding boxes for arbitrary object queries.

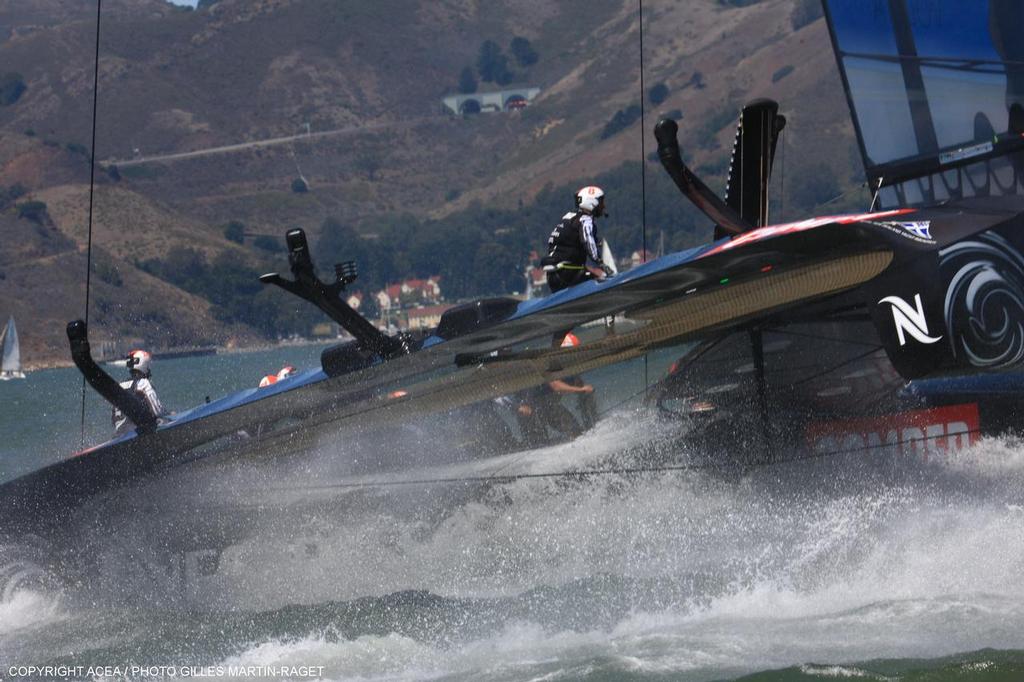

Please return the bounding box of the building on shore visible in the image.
[404,304,455,332]
[442,87,541,115]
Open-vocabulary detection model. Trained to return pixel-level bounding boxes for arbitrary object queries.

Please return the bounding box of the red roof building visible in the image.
[405,304,454,331]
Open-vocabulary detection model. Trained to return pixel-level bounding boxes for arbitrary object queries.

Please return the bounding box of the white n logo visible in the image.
[878,293,943,346]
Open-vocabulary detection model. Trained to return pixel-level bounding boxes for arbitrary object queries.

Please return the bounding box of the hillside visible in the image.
[0,0,864,367]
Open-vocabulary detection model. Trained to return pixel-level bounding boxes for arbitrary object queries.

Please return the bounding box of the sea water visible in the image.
[1,349,1023,681]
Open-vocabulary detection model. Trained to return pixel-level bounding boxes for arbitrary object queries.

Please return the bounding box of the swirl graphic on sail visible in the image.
[940,232,1024,368]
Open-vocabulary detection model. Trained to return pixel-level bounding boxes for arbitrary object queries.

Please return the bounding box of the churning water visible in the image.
[2,360,1024,680]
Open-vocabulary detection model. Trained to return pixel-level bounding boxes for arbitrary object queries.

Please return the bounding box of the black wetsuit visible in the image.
[541,211,605,292]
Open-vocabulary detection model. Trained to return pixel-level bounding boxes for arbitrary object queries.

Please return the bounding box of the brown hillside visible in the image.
[0,0,862,367]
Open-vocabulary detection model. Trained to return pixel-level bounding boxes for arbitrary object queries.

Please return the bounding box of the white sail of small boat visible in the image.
[601,238,619,275]
[1,316,25,380]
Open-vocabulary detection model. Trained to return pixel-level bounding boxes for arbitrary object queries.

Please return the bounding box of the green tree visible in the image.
[223,220,246,244]
[0,72,26,106]
[509,36,538,67]
[291,177,308,193]
[477,40,512,84]
[495,67,514,86]
[458,66,477,94]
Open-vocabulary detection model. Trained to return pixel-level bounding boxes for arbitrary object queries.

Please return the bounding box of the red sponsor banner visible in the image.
[702,208,916,258]
[805,403,980,459]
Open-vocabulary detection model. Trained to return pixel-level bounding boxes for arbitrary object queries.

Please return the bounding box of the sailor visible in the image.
[112,349,166,435]
[277,365,296,380]
[515,333,597,447]
[541,186,615,293]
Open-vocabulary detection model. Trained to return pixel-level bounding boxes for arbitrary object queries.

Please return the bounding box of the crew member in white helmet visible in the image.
[541,185,614,293]
[112,349,166,435]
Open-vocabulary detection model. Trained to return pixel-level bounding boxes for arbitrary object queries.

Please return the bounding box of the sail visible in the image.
[824,0,1024,208]
[2,316,20,373]
[601,238,618,275]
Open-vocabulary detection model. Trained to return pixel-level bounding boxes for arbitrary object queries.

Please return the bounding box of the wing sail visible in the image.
[824,0,1024,207]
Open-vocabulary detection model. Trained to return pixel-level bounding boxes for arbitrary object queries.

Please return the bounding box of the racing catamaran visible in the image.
[3,0,1024,548]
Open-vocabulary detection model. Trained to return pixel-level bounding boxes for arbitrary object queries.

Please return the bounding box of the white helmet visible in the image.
[575,185,605,214]
[126,349,152,376]
[277,365,296,380]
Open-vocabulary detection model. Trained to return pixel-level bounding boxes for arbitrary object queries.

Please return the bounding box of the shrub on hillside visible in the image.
[95,260,123,287]
[648,82,670,105]
[291,177,308,193]
[771,65,794,83]
[509,36,538,67]
[16,200,47,223]
[696,105,739,149]
[601,105,643,139]
[0,72,26,106]
[356,152,381,181]
[223,220,245,244]
[0,183,26,210]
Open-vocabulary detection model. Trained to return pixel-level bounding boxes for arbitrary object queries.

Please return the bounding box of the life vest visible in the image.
[541,211,602,270]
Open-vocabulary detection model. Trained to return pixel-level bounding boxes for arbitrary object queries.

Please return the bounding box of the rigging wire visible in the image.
[639,0,647,263]
[638,0,649,391]
[819,181,865,208]
[778,126,785,222]
[80,0,103,447]
[257,425,990,496]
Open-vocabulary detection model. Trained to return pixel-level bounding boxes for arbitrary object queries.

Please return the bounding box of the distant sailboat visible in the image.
[1,316,25,380]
